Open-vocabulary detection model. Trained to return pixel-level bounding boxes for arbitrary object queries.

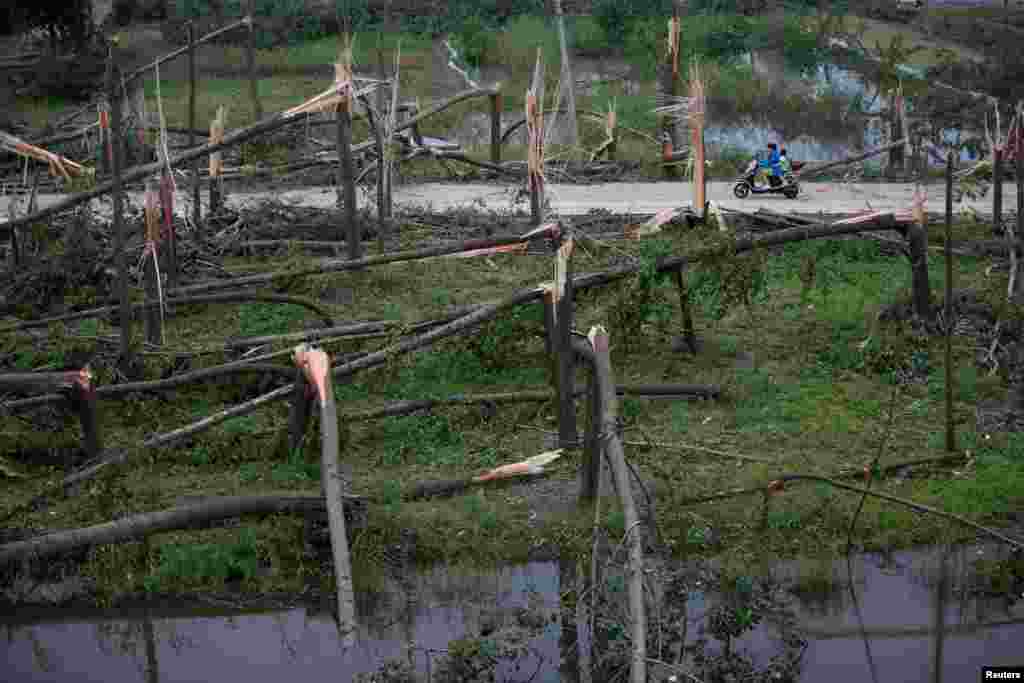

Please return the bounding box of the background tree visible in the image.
[16,0,94,55]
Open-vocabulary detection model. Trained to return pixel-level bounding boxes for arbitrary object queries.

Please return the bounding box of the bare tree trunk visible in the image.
[944,153,956,452]
[993,147,1003,235]
[0,495,361,568]
[245,0,262,121]
[588,326,646,683]
[108,55,132,367]
[295,346,357,638]
[142,612,160,683]
[556,242,577,450]
[490,92,502,165]
[188,22,201,235]
[906,221,933,322]
[337,100,358,257]
[553,0,578,149]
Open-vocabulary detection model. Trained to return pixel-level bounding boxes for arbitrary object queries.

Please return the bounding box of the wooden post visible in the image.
[490,91,502,165]
[337,99,359,258]
[944,152,955,453]
[108,57,132,365]
[188,21,201,233]
[245,1,262,121]
[993,147,1003,235]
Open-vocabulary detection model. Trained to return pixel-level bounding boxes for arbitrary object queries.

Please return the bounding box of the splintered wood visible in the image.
[540,236,574,324]
[471,449,564,482]
[625,207,680,240]
[690,63,707,213]
[283,48,356,118]
[526,49,546,223]
[0,131,87,181]
[209,106,227,179]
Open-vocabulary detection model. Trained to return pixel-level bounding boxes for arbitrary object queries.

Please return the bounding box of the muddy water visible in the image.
[2,544,1021,682]
[718,543,1024,682]
[0,561,563,682]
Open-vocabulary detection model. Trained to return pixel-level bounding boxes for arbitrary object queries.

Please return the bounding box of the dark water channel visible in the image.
[2,544,1022,682]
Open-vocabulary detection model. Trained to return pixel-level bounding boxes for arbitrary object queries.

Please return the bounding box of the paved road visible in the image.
[0,181,1014,223]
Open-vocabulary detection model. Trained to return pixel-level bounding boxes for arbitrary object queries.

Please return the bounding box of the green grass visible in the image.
[5,202,1022,603]
[142,528,260,593]
[236,302,311,337]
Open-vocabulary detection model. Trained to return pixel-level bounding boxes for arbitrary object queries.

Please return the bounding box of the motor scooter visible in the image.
[732,159,803,199]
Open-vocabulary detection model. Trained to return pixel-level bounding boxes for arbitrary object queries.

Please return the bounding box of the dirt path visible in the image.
[1,181,1012,222]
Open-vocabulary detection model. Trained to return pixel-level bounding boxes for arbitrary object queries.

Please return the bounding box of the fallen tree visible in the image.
[0,493,363,569]
[7,213,903,509]
[0,293,337,334]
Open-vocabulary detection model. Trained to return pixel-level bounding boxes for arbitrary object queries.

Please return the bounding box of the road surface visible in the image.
[0,181,1014,223]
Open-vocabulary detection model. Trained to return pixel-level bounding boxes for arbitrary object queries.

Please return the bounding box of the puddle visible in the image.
[2,544,1021,681]
[1,562,563,683]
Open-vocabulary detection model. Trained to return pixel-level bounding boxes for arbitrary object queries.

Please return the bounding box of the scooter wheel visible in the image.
[733,182,750,199]
[783,185,799,199]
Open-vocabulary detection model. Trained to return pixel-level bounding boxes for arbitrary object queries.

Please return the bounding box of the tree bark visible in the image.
[245,1,262,121]
[337,99,359,257]
[295,346,356,634]
[557,239,578,450]
[588,326,646,683]
[553,0,578,149]
[490,92,502,165]
[944,153,955,452]
[1,293,335,334]
[0,494,361,568]
[798,139,909,179]
[993,147,1003,234]
[188,21,201,234]
[108,56,132,367]
[906,221,933,322]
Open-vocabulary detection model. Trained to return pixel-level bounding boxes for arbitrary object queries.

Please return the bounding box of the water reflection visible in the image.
[1,546,1021,682]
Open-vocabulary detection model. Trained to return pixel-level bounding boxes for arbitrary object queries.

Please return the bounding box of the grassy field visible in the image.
[2,207,1021,600]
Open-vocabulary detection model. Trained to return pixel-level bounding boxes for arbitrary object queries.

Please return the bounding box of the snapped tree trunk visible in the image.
[906,221,933,322]
[588,326,646,683]
[336,99,359,257]
[294,345,356,637]
[944,153,955,452]
[0,495,361,568]
[553,0,578,150]
[108,56,132,366]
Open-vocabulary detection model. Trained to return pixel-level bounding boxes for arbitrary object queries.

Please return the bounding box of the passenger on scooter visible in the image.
[779,148,792,175]
[758,143,783,188]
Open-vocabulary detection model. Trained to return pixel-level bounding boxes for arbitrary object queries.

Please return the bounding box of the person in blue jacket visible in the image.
[758,142,783,187]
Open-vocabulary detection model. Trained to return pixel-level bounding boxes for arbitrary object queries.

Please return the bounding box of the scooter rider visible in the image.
[758,143,783,187]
